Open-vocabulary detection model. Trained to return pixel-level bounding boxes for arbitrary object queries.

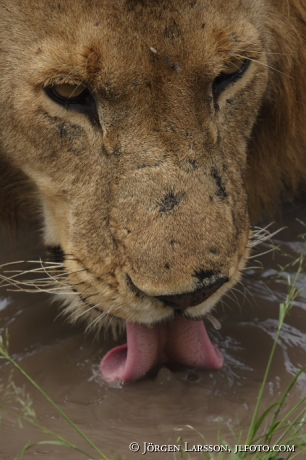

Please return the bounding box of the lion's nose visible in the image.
[156,276,228,309]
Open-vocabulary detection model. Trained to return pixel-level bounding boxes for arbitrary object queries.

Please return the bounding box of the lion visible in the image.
[0,0,305,383]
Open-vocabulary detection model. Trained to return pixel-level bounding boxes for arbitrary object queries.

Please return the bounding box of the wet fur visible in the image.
[0,0,306,330]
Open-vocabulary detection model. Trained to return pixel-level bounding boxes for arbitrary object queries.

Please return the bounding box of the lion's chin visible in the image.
[100,316,223,384]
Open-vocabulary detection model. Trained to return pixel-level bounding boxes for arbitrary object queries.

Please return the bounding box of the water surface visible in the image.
[0,206,305,459]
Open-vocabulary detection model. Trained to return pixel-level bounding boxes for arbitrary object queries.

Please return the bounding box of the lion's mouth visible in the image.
[45,247,226,383]
[100,316,223,383]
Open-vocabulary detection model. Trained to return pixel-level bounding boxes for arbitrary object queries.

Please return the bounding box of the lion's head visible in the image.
[1,0,305,382]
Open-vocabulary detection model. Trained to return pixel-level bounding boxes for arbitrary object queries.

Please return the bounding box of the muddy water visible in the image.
[0,206,305,460]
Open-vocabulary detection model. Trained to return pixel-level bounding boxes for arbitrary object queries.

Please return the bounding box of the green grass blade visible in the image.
[0,331,109,460]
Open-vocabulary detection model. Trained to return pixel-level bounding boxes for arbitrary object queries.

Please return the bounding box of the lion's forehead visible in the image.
[0,0,268,183]
[4,0,263,91]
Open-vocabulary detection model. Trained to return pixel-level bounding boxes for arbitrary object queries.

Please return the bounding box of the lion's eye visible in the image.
[53,84,86,99]
[213,58,250,99]
[44,83,99,125]
[45,83,90,105]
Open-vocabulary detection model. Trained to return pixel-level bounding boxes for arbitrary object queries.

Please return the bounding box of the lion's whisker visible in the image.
[236,53,292,79]
[237,280,256,305]
[249,247,279,259]
[77,303,101,319]
[243,264,264,271]
[224,290,241,309]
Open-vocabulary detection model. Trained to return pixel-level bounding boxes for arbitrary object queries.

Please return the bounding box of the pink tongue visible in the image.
[101,317,223,383]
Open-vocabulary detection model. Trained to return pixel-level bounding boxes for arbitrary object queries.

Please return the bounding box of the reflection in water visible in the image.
[0,297,11,311]
[0,206,305,459]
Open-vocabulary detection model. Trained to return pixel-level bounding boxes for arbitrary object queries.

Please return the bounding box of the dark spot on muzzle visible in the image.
[159,191,185,214]
[187,158,198,170]
[211,167,227,200]
[59,124,67,138]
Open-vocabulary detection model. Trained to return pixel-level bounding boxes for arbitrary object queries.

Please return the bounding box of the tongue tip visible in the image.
[100,340,150,384]
[100,344,128,383]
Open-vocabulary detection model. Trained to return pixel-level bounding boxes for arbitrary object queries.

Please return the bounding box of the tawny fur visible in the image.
[0,0,305,329]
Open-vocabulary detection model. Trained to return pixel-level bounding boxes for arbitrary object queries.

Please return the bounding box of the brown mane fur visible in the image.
[246,0,306,218]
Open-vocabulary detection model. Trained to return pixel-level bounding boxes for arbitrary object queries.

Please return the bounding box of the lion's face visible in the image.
[0,0,270,381]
